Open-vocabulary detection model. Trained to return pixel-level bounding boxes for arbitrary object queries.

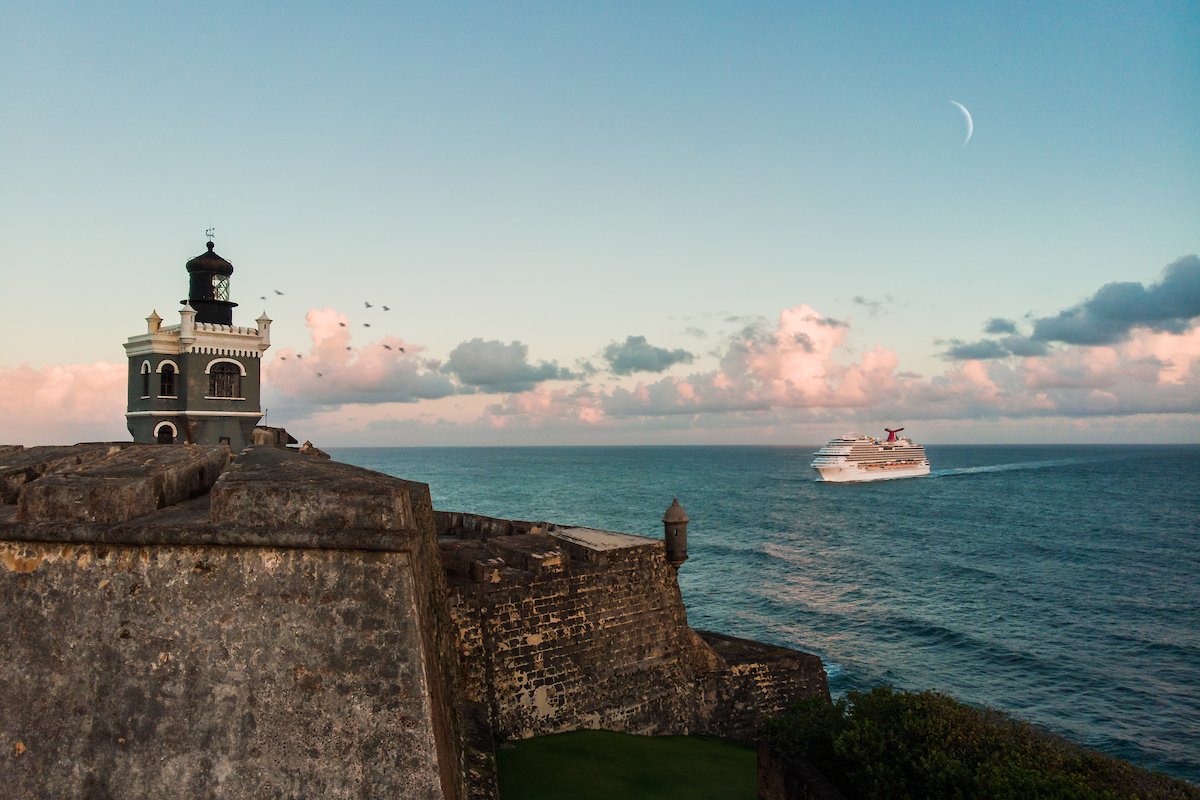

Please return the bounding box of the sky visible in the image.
[2,1,1198,446]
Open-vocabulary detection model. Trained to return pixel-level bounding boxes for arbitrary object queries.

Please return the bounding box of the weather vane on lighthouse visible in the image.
[205,226,215,242]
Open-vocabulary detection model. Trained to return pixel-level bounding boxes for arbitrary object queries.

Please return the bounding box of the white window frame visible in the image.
[156,359,180,398]
[204,358,246,400]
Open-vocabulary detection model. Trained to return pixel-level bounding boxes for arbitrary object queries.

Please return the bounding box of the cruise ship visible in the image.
[811,428,930,482]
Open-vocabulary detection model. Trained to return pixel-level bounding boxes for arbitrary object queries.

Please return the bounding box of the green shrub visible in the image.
[761,687,1199,800]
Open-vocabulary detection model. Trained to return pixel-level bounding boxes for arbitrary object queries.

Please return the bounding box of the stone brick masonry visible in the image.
[437,512,828,743]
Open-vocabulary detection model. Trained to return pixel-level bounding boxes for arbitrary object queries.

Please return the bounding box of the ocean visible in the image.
[329,444,1200,785]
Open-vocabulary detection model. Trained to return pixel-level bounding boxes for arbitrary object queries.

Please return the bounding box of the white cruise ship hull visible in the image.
[813,462,931,482]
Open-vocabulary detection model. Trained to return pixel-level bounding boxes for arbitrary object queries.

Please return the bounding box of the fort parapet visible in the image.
[1,444,828,798]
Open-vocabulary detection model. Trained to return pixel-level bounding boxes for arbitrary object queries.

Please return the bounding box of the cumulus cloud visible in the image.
[489,304,908,424]
[443,338,575,392]
[943,335,1048,360]
[603,335,695,375]
[266,308,455,410]
[1032,255,1200,345]
[943,339,1012,360]
[943,257,1200,360]
[0,361,129,445]
[985,317,1018,334]
[484,296,1200,433]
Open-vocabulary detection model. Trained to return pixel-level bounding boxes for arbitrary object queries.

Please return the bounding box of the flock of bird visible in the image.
[260,293,405,377]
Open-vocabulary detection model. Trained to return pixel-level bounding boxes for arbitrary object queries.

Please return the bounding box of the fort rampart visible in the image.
[1,443,828,798]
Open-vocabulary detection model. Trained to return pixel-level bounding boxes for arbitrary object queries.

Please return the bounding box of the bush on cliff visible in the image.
[761,687,1200,800]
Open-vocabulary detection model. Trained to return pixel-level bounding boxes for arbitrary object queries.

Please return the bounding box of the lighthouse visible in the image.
[123,238,271,449]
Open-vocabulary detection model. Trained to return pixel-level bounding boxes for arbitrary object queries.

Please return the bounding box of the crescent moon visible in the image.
[950,101,973,146]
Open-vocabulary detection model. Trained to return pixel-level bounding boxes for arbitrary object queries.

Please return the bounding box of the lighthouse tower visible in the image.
[123,239,271,449]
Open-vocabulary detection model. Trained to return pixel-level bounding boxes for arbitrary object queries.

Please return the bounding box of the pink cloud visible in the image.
[489,305,906,424]
[1120,326,1200,384]
[264,308,454,409]
[0,361,128,445]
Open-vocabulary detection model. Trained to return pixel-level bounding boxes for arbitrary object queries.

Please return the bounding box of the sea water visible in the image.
[329,444,1200,785]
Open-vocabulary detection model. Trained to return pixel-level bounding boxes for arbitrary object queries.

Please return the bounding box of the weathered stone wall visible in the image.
[1,444,467,800]
[696,632,830,741]
[437,512,828,743]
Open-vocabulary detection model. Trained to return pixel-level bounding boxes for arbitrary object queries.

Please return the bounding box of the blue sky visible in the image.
[2,2,1197,445]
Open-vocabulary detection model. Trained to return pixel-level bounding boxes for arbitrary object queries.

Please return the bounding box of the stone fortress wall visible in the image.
[438,512,827,743]
[1,445,464,800]
[1,443,828,799]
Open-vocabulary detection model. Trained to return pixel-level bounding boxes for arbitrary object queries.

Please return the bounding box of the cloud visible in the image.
[1031,255,1200,345]
[603,335,694,376]
[265,309,455,409]
[984,317,1018,334]
[0,361,129,445]
[808,315,849,328]
[490,304,906,424]
[852,295,893,316]
[943,257,1200,361]
[943,339,1009,360]
[443,338,575,392]
[942,335,1048,360]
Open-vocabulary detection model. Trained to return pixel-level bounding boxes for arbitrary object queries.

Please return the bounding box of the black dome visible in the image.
[186,241,234,276]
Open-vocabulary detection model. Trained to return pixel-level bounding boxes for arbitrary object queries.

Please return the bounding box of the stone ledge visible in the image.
[209,446,418,531]
[16,444,228,524]
[699,630,826,669]
[0,443,131,504]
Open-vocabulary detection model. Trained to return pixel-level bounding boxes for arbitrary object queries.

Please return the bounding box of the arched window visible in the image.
[140,361,151,398]
[159,363,176,397]
[209,362,241,398]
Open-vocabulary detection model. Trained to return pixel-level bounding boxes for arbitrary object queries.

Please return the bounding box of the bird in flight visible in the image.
[259,295,266,301]
[316,372,323,377]
[382,305,390,311]
[398,346,405,353]
[280,356,287,360]
[363,323,371,327]
[383,344,393,350]
[345,346,352,351]
[273,289,284,295]
[296,354,302,359]
[338,322,346,327]
[364,301,372,308]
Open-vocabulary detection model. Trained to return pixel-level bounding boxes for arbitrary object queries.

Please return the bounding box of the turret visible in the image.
[662,498,689,569]
[179,303,196,348]
[257,311,272,348]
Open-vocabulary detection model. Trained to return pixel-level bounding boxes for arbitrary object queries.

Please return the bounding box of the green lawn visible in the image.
[495,730,756,800]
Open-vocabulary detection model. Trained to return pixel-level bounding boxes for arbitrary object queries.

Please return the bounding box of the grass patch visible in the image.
[496,730,756,800]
